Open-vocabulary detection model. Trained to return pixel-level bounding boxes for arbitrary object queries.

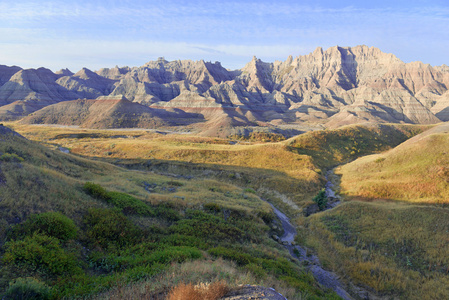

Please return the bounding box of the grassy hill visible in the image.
[336,122,449,204]
[298,201,449,299]
[0,124,338,299]
[6,123,325,215]
[4,121,449,299]
[286,123,430,168]
[294,123,449,299]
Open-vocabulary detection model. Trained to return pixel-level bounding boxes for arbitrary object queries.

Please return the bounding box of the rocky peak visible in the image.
[55,68,74,76]
[74,68,99,80]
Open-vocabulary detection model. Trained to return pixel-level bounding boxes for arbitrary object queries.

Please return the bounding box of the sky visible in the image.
[0,0,448,72]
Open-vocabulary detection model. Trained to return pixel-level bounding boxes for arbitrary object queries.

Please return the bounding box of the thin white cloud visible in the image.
[0,1,449,70]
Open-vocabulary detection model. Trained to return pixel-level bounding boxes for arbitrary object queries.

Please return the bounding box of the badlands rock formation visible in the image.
[20,96,202,129]
[3,46,449,134]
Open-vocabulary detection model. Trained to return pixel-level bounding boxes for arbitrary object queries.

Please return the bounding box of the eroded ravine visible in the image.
[269,203,353,300]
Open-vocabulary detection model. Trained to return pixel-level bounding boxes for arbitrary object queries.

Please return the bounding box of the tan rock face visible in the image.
[1,46,449,131]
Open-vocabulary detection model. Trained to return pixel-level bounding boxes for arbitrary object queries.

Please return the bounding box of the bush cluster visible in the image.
[13,211,78,241]
[2,233,78,275]
[4,277,52,300]
[83,208,141,249]
[83,182,154,216]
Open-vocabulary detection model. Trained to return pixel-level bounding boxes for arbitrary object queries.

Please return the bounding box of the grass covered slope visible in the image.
[6,123,325,214]
[292,122,449,299]
[287,124,429,168]
[298,201,449,299]
[0,124,338,299]
[337,122,449,204]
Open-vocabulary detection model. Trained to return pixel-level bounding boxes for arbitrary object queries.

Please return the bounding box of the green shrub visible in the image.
[312,189,327,211]
[4,277,52,300]
[83,182,109,200]
[170,217,243,243]
[244,188,256,194]
[122,263,166,283]
[160,234,208,249]
[107,191,154,216]
[208,247,255,266]
[14,212,78,241]
[83,182,154,216]
[83,208,141,249]
[154,204,181,221]
[148,246,202,264]
[2,233,78,275]
[0,153,24,162]
[88,246,202,273]
[166,180,184,187]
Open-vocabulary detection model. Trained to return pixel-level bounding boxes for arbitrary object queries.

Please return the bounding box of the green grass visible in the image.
[4,121,446,299]
[0,124,337,299]
[298,201,449,299]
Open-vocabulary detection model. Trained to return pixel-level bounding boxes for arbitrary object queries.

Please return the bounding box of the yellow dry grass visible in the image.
[5,123,323,215]
[298,201,449,299]
[337,132,449,204]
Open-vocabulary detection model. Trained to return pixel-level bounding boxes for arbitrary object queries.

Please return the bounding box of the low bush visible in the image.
[204,202,221,213]
[170,217,244,243]
[2,233,78,275]
[83,208,142,250]
[208,247,255,266]
[257,210,274,224]
[154,203,181,221]
[83,182,154,216]
[4,277,52,300]
[13,211,78,241]
[312,189,327,211]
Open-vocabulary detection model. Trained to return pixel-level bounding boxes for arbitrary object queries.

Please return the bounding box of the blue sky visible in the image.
[0,0,448,72]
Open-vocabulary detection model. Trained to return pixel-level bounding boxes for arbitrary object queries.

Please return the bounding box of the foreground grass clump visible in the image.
[83,208,142,250]
[84,182,155,216]
[337,130,449,204]
[4,277,52,300]
[12,211,78,241]
[298,201,449,299]
[2,233,79,276]
[167,280,229,300]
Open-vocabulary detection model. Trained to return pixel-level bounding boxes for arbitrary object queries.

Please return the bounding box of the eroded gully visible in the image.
[268,168,353,300]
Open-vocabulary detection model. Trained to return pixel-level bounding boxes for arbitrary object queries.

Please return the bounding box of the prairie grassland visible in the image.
[0,126,272,223]
[298,201,449,299]
[287,123,430,168]
[0,124,341,299]
[6,123,319,181]
[337,131,449,204]
[6,123,324,214]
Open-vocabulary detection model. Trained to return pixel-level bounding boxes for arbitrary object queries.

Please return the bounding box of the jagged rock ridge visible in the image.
[3,46,449,135]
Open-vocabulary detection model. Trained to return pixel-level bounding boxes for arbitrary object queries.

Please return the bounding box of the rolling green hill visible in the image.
[0,124,337,299]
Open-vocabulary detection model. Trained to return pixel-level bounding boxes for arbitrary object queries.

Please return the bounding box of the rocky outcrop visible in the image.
[1,45,449,134]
